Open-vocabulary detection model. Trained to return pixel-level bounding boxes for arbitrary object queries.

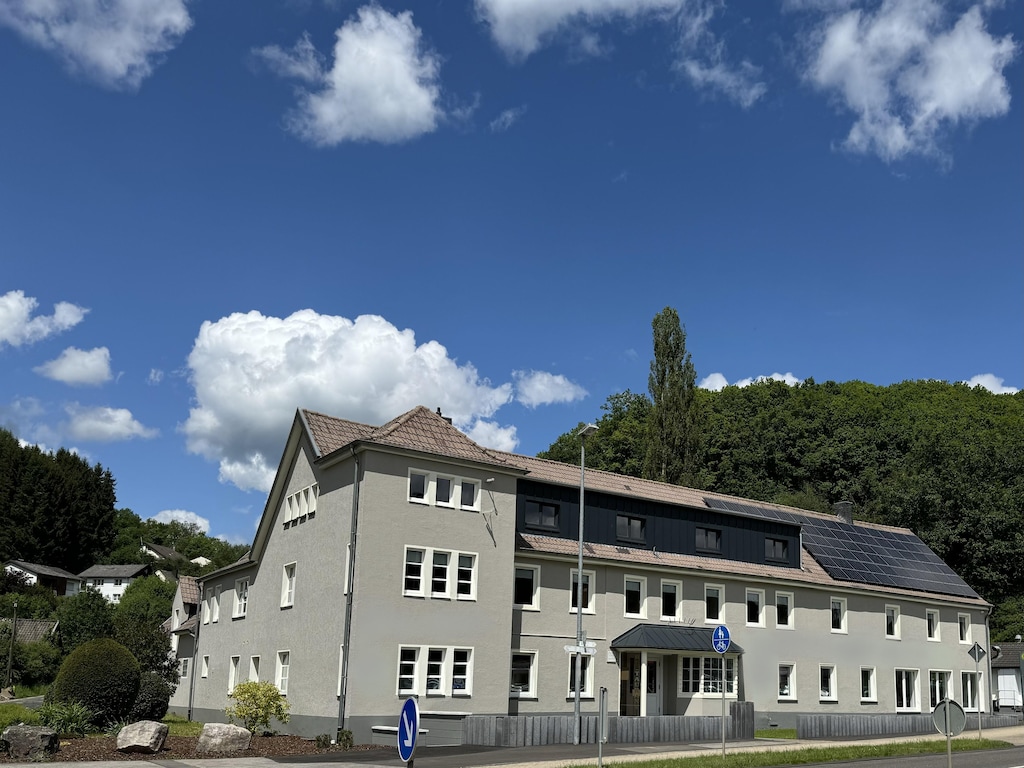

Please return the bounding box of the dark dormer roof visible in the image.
[611,624,744,654]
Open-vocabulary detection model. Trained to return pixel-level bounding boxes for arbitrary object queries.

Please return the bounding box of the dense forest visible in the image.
[541,309,1024,641]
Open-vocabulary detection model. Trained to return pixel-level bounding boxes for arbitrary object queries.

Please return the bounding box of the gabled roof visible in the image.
[78,564,151,579]
[0,618,58,644]
[611,624,744,654]
[992,642,1024,669]
[142,542,185,561]
[4,560,80,581]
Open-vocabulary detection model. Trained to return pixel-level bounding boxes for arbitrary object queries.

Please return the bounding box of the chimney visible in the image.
[435,407,452,425]
[833,501,854,525]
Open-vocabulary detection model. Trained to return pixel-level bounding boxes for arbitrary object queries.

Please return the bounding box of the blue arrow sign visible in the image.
[712,624,731,654]
[397,697,419,762]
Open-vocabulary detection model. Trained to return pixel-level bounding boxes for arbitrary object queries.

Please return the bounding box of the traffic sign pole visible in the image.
[945,698,952,768]
[398,697,419,765]
[711,625,731,759]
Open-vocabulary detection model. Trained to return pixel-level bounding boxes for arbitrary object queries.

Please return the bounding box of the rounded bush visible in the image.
[130,671,173,721]
[50,638,141,725]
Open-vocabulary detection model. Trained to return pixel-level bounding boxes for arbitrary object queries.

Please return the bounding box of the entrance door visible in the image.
[646,657,662,716]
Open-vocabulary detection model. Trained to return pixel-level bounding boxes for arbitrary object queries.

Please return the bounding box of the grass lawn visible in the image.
[755,729,797,739]
[162,713,204,737]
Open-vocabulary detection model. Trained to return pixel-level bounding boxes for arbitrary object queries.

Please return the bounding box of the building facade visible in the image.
[175,406,991,743]
[76,564,151,603]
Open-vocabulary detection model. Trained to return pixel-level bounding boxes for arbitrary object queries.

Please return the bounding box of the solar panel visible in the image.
[703,497,979,599]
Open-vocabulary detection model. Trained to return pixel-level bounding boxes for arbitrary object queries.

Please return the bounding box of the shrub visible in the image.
[0,703,41,730]
[225,681,290,733]
[38,701,94,737]
[130,671,173,721]
[49,638,140,725]
[336,728,354,749]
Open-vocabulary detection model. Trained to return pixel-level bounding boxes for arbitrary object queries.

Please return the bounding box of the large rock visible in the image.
[117,720,169,754]
[1,725,59,760]
[197,722,252,753]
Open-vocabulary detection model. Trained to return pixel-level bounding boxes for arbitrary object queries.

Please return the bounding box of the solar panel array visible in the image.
[703,497,979,599]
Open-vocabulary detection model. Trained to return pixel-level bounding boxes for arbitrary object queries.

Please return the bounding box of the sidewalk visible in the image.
[7,724,1024,768]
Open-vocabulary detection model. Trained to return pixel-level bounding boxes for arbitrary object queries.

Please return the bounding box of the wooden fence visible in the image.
[797,712,1022,739]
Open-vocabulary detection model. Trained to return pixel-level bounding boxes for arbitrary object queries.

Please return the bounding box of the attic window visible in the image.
[616,515,645,545]
[696,527,721,554]
[524,501,559,531]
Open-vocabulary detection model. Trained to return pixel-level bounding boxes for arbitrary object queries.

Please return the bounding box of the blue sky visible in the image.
[1,0,1020,547]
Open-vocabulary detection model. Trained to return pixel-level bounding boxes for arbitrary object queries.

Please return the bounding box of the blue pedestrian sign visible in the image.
[712,624,731,654]
[397,697,419,762]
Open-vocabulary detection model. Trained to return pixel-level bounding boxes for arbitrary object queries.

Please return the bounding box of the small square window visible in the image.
[409,471,428,503]
[435,476,453,506]
[616,515,645,544]
[696,526,721,553]
[524,500,559,530]
[765,537,789,563]
[460,480,479,510]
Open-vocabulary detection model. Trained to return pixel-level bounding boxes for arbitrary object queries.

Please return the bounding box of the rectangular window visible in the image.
[746,589,764,626]
[570,569,595,614]
[776,591,793,629]
[705,584,722,622]
[431,551,450,598]
[624,575,646,618]
[460,480,478,510]
[929,670,950,709]
[404,547,425,596]
[926,609,940,641]
[453,648,472,694]
[511,652,536,697]
[885,604,900,639]
[895,669,919,711]
[819,665,837,701]
[514,566,539,609]
[426,648,445,695]
[961,671,980,711]
[233,578,248,618]
[201,656,209,679]
[524,500,559,531]
[435,476,453,506]
[228,656,239,693]
[830,597,847,633]
[249,656,260,682]
[457,554,476,599]
[212,586,221,622]
[180,658,189,678]
[696,526,722,553]
[398,648,418,694]
[779,664,795,700]
[860,667,876,702]
[114,578,123,587]
[276,651,290,695]
[680,656,701,693]
[568,655,591,697]
[661,580,681,621]
[765,537,789,563]
[700,657,736,694]
[203,588,212,624]
[616,515,645,544]
[281,563,296,607]
[958,613,971,643]
[409,471,428,503]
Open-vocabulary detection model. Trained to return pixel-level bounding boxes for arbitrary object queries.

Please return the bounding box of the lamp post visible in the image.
[573,423,598,745]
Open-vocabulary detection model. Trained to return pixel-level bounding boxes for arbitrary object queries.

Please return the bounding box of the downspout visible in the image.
[187,590,202,721]
[985,604,994,714]
[337,446,361,737]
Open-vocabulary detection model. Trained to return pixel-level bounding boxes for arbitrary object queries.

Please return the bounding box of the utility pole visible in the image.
[5,601,17,690]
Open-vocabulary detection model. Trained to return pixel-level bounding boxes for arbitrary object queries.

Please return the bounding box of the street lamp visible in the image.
[573,423,598,745]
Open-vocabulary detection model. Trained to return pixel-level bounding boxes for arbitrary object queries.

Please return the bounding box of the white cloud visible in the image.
[698,372,730,391]
[700,371,803,390]
[65,404,158,442]
[465,419,519,452]
[803,0,1018,161]
[150,509,211,533]
[962,373,1018,394]
[183,310,523,492]
[34,346,112,385]
[490,105,528,132]
[513,370,588,408]
[0,290,87,348]
[255,6,443,145]
[148,369,164,385]
[0,0,192,90]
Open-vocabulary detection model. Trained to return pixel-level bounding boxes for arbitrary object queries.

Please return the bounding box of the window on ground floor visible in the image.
[510,651,537,698]
[929,670,950,709]
[895,669,919,711]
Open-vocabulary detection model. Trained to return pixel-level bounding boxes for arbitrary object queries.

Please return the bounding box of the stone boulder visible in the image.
[1,725,59,760]
[117,720,169,754]
[197,722,252,753]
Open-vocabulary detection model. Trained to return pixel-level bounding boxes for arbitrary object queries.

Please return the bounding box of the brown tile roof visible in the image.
[992,642,1024,668]
[178,575,200,606]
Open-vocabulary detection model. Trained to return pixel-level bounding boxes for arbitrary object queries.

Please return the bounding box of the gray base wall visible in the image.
[796,712,1022,739]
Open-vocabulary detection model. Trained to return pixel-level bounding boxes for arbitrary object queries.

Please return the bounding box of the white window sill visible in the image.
[569,609,596,615]
[624,614,646,620]
[777,697,798,703]
[746,623,765,628]
[509,693,537,700]
[515,605,541,612]
[705,618,722,624]
[776,625,795,630]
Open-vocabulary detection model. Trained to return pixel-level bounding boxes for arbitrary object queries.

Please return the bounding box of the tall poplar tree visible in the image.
[643,307,700,486]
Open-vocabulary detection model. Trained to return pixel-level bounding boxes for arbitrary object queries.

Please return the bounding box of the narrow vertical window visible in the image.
[453,649,471,694]
[571,570,593,613]
[926,609,940,640]
[456,554,475,599]
[819,665,836,700]
[511,652,535,696]
[705,584,722,622]
[568,655,591,696]
[958,613,971,643]
[435,476,453,506]
[624,576,645,618]
[233,578,248,618]
[929,670,949,708]
[514,566,538,609]
[398,648,418,694]
[409,471,428,502]
[661,581,680,620]
[249,656,260,682]
[426,648,445,694]
[746,589,764,626]
[830,597,846,633]
[281,563,296,607]
[431,551,450,597]
[779,664,795,699]
[460,480,478,510]
[860,667,876,701]
[885,605,900,638]
[228,656,239,692]
[776,592,793,629]
[201,656,209,678]
[961,672,980,711]
[276,651,290,695]
[404,548,424,596]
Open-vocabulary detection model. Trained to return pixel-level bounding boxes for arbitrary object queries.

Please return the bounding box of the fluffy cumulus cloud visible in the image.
[183,310,584,492]
[513,370,588,408]
[34,346,112,386]
[699,371,803,391]
[254,6,443,145]
[0,0,192,90]
[150,508,211,533]
[0,290,87,348]
[64,404,158,441]
[802,0,1018,161]
[962,373,1018,395]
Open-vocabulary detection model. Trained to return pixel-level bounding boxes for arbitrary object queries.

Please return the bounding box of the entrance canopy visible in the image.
[611,624,744,654]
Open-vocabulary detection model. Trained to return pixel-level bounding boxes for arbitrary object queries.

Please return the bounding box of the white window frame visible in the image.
[459,479,480,511]
[885,604,900,639]
[661,579,683,621]
[514,565,540,610]
[746,588,765,627]
[567,654,593,699]
[570,569,596,615]
[281,562,296,608]
[926,609,940,641]
[929,669,951,709]
[830,596,847,634]
[404,546,477,601]
[775,591,794,629]
[284,483,318,524]
[397,647,420,695]
[426,647,446,696]
[860,666,876,702]
[202,589,212,624]
[778,663,796,701]
[407,469,481,512]
[233,578,249,618]
[510,651,537,699]
[276,651,290,695]
[431,550,452,599]
[228,655,239,693]
[180,658,189,679]
[958,613,971,644]
[704,583,724,623]
[895,668,920,712]
[403,547,426,597]
[961,670,982,711]
[201,656,209,679]
[456,553,477,601]
[408,470,430,504]
[452,647,473,696]
[435,474,455,508]
[624,574,647,619]
[249,656,260,682]
[819,664,837,702]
